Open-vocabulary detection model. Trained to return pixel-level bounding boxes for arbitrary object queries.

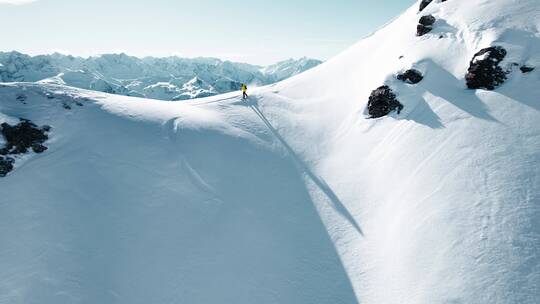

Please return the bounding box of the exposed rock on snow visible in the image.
[419,15,436,26]
[1,0,539,302]
[465,46,508,90]
[419,0,434,12]
[0,156,14,177]
[420,0,448,12]
[0,118,50,176]
[0,119,50,155]
[367,85,403,118]
[397,69,424,84]
[417,15,436,36]
[16,94,27,103]
[520,66,535,73]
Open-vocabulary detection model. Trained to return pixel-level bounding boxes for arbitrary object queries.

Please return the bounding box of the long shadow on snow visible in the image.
[248,100,364,237]
[392,79,445,129]
[491,28,540,113]
[496,79,540,113]
[383,60,499,128]
[421,60,500,123]
[172,123,359,303]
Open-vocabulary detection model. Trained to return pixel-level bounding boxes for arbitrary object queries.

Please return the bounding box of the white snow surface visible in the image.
[1,0,540,303]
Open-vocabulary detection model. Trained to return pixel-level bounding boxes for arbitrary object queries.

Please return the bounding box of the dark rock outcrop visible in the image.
[1,119,49,154]
[16,94,27,103]
[419,15,436,26]
[419,0,433,12]
[0,156,14,177]
[420,0,447,12]
[31,143,48,153]
[0,119,51,177]
[417,15,437,36]
[417,25,431,37]
[465,46,508,90]
[367,86,404,119]
[397,69,424,84]
[520,66,535,73]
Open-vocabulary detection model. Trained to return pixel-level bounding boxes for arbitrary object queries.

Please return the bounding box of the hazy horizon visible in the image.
[0,0,415,65]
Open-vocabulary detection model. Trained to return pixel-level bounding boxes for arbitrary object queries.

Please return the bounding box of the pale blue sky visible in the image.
[0,0,415,65]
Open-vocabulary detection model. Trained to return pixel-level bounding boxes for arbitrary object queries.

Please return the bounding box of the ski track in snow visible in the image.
[1,0,540,303]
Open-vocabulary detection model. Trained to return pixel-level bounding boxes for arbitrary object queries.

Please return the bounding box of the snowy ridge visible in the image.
[1,0,539,303]
[0,52,322,101]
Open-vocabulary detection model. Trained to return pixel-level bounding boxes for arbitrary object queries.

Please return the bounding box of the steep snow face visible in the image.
[1,0,539,303]
[266,0,540,303]
[0,53,322,101]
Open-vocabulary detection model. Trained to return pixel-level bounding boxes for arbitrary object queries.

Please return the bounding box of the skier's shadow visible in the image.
[232,97,257,106]
[248,99,364,237]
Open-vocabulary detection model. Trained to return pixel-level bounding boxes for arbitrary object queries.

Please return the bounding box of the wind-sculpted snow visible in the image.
[0,0,539,303]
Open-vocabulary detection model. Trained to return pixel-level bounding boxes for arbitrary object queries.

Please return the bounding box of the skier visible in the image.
[242,83,248,100]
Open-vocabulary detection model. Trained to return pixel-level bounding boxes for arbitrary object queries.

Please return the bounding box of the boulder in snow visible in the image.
[367,86,404,118]
[419,0,433,12]
[397,69,424,84]
[417,15,436,36]
[520,66,535,73]
[0,156,14,177]
[465,46,508,90]
[1,119,50,155]
[31,143,48,153]
[16,94,27,103]
[419,0,448,12]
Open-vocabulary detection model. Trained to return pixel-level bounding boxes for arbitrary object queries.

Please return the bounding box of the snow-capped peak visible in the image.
[0,53,322,101]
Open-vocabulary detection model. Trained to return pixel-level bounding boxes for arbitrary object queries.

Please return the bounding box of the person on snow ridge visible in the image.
[242,83,248,99]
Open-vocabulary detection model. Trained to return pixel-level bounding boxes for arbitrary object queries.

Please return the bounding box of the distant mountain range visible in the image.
[0,52,322,100]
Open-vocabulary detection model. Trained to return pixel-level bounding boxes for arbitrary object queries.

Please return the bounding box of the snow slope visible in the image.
[0,83,356,304]
[1,0,539,303]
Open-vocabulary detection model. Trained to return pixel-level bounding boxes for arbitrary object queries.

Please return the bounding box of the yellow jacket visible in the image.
[242,84,247,92]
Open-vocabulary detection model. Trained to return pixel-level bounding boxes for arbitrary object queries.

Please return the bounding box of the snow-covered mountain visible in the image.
[1,0,539,303]
[0,52,322,100]
[262,57,321,83]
